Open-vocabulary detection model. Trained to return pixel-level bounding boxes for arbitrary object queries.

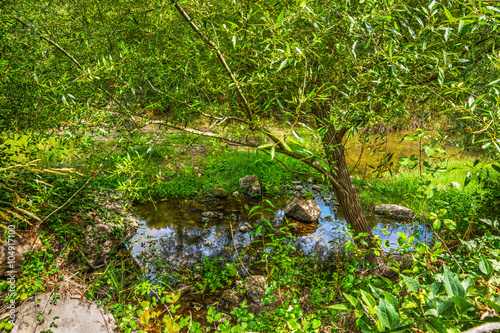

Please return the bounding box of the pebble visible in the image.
[292,181,302,185]
[239,225,249,233]
[232,191,240,197]
[202,211,216,217]
[295,185,303,191]
[201,217,209,224]
[312,184,322,191]
[203,241,213,247]
[230,214,237,221]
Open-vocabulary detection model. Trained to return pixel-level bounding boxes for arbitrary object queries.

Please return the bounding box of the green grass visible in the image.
[354,157,500,225]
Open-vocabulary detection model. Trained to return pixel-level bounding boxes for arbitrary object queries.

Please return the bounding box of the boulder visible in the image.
[81,191,139,268]
[212,187,229,199]
[284,194,321,223]
[374,204,415,221]
[12,293,116,333]
[241,275,267,305]
[239,176,261,197]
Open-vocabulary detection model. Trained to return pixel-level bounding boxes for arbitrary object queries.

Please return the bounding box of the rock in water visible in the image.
[12,293,116,333]
[374,204,415,221]
[284,193,321,223]
[239,175,261,197]
[212,187,229,198]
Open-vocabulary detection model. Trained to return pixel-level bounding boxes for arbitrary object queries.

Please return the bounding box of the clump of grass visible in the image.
[354,157,498,223]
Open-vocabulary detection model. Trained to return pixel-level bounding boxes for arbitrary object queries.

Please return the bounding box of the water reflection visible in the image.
[130,190,429,271]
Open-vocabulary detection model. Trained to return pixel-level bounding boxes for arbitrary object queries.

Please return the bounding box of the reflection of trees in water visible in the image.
[133,195,428,273]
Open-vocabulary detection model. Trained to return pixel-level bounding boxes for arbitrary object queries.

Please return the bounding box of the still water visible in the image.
[130,187,428,271]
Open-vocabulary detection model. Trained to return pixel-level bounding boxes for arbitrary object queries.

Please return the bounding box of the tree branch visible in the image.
[13,17,83,70]
[169,1,253,123]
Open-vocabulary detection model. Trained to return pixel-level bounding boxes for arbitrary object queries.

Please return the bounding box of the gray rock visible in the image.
[449,182,461,188]
[374,204,415,221]
[222,289,241,305]
[239,225,249,233]
[201,217,210,224]
[312,185,322,191]
[244,275,267,305]
[292,181,302,185]
[12,293,116,333]
[307,178,313,183]
[295,185,304,191]
[284,194,321,223]
[239,175,261,197]
[212,187,229,198]
[82,209,139,268]
[300,189,307,194]
[202,211,217,218]
[203,241,213,247]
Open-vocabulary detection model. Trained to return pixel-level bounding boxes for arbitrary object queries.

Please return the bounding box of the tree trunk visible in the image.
[312,108,377,253]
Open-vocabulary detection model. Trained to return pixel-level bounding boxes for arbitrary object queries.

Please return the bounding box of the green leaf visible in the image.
[360,289,377,314]
[443,270,465,297]
[270,146,275,160]
[277,59,288,71]
[451,296,475,314]
[401,275,421,292]
[327,304,348,311]
[382,290,399,311]
[443,219,456,230]
[479,257,493,279]
[344,293,358,307]
[276,10,285,28]
[292,130,304,143]
[491,164,500,173]
[433,219,441,230]
[437,298,455,316]
[377,298,400,330]
[444,27,451,41]
[464,171,472,187]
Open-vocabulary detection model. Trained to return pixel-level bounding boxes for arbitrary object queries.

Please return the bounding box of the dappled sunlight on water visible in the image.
[130,187,429,271]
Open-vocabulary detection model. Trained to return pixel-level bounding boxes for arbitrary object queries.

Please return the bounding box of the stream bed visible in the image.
[130,184,427,272]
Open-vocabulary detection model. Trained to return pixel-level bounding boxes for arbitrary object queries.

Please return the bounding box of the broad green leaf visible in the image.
[443,219,456,230]
[377,298,400,329]
[401,274,422,292]
[479,257,493,279]
[344,293,358,307]
[437,298,455,316]
[433,219,441,230]
[360,289,377,314]
[443,270,465,297]
[451,296,474,314]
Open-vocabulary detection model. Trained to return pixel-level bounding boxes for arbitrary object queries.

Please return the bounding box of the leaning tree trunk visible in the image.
[312,108,378,257]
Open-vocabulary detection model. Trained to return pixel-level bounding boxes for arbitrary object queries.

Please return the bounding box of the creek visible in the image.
[130,185,428,272]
